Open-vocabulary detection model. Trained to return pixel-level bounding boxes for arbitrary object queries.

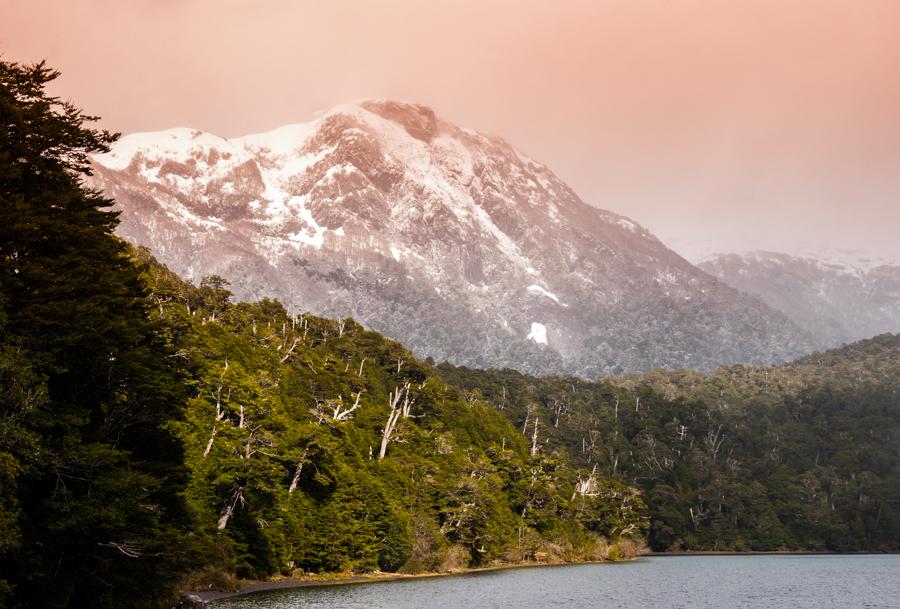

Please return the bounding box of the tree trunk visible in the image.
[288,453,308,494]
[378,385,409,460]
[217,487,244,530]
[378,408,401,460]
[203,384,226,458]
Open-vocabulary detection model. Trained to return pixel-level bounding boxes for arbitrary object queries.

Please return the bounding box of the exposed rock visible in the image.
[90,101,813,375]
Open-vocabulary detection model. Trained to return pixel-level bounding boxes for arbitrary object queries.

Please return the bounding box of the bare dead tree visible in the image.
[378,382,413,460]
[149,293,169,316]
[707,424,725,462]
[217,486,245,530]
[242,424,259,459]
[571,464,600,500]
[689,504,709,530]
[378,406,402,461]
[583,429,601,455]
[288,449,309,494]
[530,417,540,457]
[98,541,146,558]
[280,337,301,363]
[551,398,568,428]
[332,392,363,421]
[203,360,229,458]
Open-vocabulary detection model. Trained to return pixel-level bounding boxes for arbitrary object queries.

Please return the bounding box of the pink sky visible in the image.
[2,0,899,263]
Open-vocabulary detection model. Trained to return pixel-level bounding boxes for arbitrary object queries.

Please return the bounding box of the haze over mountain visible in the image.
[89,100,813,376]
[700,251,900,347]
[8,0,900,265]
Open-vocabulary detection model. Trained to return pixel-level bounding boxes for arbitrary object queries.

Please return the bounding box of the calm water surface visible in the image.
[210,555,900,609]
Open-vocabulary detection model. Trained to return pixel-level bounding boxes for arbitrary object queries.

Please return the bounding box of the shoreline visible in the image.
[191,559,620,603]
[190,551,898,604]
[641,550,899,556]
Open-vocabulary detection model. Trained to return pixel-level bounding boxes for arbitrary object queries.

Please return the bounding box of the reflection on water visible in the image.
[210,555,900,609]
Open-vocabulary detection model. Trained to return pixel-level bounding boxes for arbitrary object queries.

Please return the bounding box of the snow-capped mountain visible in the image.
[700,251,900,347]
[90,100,812,375]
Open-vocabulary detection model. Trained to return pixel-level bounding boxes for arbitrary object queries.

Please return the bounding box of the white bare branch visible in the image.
[217,486,245,530]
[378,383,413,460]
[280,337,301,363]
[333,392,363,421]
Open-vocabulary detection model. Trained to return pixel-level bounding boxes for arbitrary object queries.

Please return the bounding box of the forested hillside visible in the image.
[439,334,900,552]
[0,59,644,609]
[3,56,898,609]
[140,256,647,584]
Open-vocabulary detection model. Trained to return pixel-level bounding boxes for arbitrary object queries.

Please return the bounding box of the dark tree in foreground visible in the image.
[0,59,189,609]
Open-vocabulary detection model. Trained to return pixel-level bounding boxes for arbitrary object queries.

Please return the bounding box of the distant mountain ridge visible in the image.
[90,99,813,375]
[699,251,900,348]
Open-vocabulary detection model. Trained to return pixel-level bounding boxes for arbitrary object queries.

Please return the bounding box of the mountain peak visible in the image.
[95,127,243,171]
[90,101,814,375]
[358,99,439,142]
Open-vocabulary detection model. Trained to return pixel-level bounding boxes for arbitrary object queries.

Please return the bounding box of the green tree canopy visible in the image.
[0,59,190,609]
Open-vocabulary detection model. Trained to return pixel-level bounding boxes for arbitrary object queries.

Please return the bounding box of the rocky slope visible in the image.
[90,100,812,375]
[700,251,900,347]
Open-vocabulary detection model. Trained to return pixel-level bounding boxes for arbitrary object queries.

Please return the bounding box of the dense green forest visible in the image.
[439,334,900,552]
[0,59,644,609]
[140,256,647,582]
[1,60,193,608]
[2,57,898,609]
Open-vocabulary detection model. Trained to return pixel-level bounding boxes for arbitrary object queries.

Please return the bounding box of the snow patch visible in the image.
[527,322,548,345]
[234,122,318,157]
[527,284,561,303]
[655,270,679,285]
[94,128,252,172]
[616,218,637,232]
[325,163,357,181]
[161,199,226,231]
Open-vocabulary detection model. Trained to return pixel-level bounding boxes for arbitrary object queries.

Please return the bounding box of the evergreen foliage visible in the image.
[439,334,900,552]
[138,255,648,583]
[0,60,190,608]
[3,57,897,609]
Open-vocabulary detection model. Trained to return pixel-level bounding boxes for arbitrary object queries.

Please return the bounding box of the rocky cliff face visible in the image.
[700,251,900,348]
[91,100,812,375]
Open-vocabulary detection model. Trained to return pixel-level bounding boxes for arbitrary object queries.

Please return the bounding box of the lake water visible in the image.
[209,555,900,609]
